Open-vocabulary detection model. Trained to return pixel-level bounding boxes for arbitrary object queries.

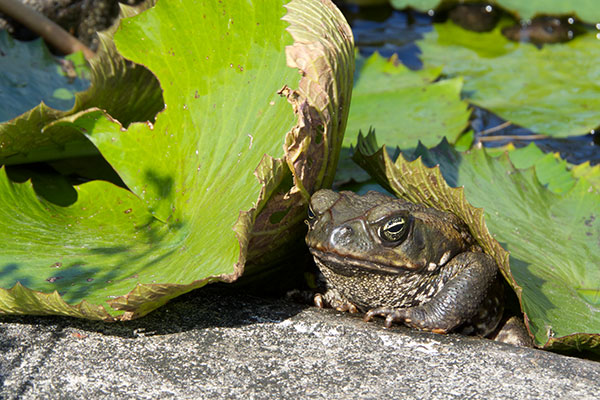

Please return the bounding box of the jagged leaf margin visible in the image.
[246,0,354,269]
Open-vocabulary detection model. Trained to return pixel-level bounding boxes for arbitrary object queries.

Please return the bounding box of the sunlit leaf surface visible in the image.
[337,52,468,183]
[0,0,353,320]
[0,31,90,123]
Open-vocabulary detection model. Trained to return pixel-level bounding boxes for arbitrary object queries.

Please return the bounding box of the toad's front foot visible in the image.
[314,289,359,313]
[364,307,451,333]
[364,307,410,329]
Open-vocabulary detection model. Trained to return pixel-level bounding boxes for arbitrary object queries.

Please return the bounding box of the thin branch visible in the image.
[0,0,95,59]
[478,134,549,142]
[478,120,512,136]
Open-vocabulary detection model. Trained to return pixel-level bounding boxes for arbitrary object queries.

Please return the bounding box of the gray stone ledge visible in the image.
[1,287,598,399]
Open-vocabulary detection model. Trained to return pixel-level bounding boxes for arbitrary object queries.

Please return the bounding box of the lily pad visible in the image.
[572,161,600,191]
[346,52,469,149]
[0,0,353,320]
[0,31,90,123]
[337,52,468,183]
[482,142,600,194]
[418,21,600,137]
[506,143,577,194]
[0,4,164,166]
[354,131,600,352]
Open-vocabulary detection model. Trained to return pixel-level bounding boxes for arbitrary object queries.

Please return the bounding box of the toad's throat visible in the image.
[309,248,414,276]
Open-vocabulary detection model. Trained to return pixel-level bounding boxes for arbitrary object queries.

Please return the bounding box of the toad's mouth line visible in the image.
[308,248,419,275]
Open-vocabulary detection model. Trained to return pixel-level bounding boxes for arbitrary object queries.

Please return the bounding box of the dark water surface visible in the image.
[337,2,599,165]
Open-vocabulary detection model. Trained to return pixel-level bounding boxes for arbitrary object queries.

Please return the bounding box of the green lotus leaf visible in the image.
[391,0,600,24]
[347,52,469,149]
[0,31,90,123]
[72,5,164,129]
[572,162,600,191]
[418,21,600,137]
[354,131,600,352]
[337,52,468,183]
[505,143,577,194]
[247,0,354,271]
[0,3,163,166]
[0,0,353,320]
[482,142,600,195]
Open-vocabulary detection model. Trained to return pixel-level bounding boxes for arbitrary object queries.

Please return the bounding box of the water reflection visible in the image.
[336,3,599,165]
[471,106,599,165]
[338,2,432,69]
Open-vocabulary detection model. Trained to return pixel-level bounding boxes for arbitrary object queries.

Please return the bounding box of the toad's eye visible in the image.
[307,204,316,220]
[378,216,410,244]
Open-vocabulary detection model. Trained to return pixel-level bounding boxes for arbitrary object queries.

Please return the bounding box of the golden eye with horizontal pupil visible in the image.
[379,216,409,243]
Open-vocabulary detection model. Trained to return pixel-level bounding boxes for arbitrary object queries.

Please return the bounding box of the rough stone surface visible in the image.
[1,287,599,399]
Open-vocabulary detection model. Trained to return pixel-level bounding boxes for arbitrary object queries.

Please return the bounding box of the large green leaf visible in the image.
[0,31,90,123]
[504,143,581,194]
[354,132,600,352]
[346,52,469,149]
[0,3,163,166]
[391,0,600,24]
[418,21,600,137]
[0,170,164,319]
[0,0,353,320]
